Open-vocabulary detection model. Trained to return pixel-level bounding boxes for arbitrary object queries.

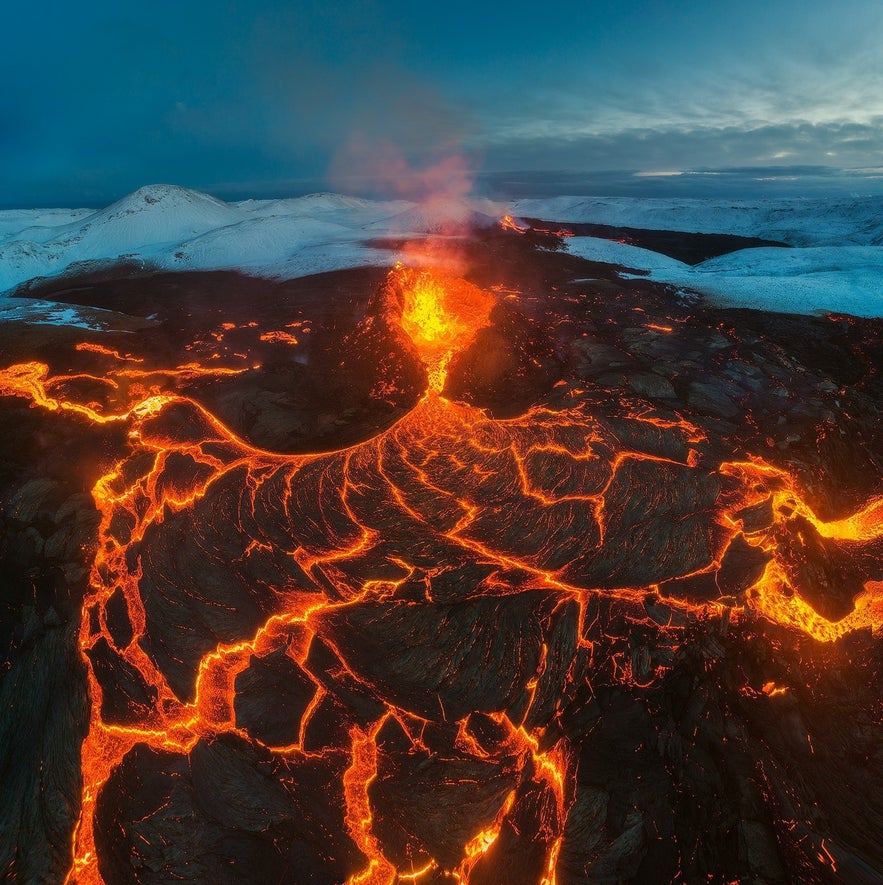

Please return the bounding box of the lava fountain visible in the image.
[386,262,494,392]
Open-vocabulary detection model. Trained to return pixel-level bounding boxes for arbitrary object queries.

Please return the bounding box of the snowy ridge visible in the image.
[0,207,94,240]
[1,185,881,318]
[72,184,244,249]
[564,237,883,317]
[518,195,883,317]
[513,196,883,247]
[233,192,411,221]
[0,185,436,295]
[366,204,499,235]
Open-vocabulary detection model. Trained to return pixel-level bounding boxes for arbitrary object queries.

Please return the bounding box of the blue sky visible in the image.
[2,0,882,205]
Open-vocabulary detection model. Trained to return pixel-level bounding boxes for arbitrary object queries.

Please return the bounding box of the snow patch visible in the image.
[564,238,883,318]
[566,237,690,274]
[0,298,153,332]
[535,199,883,317]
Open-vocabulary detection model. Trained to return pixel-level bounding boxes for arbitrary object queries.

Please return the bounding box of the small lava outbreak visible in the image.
[0,221,881,885]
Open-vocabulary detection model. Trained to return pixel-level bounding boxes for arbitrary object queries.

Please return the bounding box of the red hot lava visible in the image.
[0,262,880,884]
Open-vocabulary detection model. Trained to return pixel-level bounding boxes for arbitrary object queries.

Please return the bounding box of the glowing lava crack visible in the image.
[0,264,881,884]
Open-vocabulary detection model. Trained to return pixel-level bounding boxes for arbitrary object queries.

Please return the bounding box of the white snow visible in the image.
[0,185,881,322]
[365,203,498,235]
[0,207,94,240]
[639,245,883,317]
[0,297,154,332]
[0,185,426,296]
[562,234,883,318]
[524,195,883,318]
[565,237,691,274]
[511,196,883,247]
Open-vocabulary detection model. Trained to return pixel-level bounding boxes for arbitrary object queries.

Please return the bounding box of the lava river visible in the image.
[0,263,881,884]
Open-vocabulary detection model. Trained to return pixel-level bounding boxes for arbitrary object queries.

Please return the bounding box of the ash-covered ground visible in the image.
[1,221,881,884]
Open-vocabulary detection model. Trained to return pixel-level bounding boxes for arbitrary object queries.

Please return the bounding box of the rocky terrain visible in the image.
[0,222,881,884]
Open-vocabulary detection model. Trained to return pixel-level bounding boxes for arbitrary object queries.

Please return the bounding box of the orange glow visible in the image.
[500,214,529,234]
[456,789,517,880]
[75,342,144,362]
[259,330,300,345]
[806,496,883,542]
[718,461,883,642]
[343,720,397,885]
[393,263,494,391]
[745,564,882,643]
[500,216,575,238]
[0,263,880,884]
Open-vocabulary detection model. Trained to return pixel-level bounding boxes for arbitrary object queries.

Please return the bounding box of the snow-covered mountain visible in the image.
[0,185,427,295]
[236,192,405,219]
[1,185,881,319]
[519,195,883,317]
[512,195,883,247]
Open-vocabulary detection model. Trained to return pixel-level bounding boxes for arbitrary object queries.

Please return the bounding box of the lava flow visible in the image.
[1,261,881,884]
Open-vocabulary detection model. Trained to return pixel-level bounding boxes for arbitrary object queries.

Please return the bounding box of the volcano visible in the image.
[0,216,881,884]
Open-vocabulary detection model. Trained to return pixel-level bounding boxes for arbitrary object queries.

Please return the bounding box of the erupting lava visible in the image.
[0,262,881,883]
[392,263,494,391]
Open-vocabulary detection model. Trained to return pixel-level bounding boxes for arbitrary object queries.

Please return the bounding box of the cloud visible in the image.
[482,119,883,175]
[477,165,883,200]
[3,0,883,205]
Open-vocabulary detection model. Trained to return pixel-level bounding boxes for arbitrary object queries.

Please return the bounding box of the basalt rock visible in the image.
[0,224,880,884]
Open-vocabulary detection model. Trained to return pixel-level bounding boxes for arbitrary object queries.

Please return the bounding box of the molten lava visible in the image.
[500,215,529,234]
[392,263,494,391]
[499,215,574,238]
[0,263,880,883]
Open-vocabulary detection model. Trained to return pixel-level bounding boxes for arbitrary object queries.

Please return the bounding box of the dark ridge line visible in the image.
[522,217,790,265]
